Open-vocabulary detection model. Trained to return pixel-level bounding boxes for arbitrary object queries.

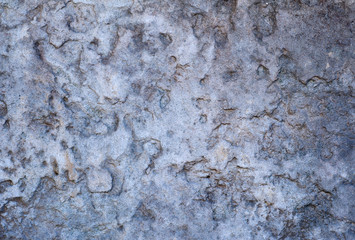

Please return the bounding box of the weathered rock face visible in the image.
[0,0,354,239]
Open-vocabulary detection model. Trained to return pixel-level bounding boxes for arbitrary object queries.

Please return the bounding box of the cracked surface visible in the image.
[0,0,354,239]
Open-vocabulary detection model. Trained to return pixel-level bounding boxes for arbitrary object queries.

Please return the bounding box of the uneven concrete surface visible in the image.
[0,0,354,239]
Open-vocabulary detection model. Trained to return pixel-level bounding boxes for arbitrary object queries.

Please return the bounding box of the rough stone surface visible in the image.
[0,0,354,239]
[87,167,113,193]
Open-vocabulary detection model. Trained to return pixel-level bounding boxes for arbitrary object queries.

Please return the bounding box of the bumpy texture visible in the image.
[0,0,354,239]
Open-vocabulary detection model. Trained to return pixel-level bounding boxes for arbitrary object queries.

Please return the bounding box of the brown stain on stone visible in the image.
[65,151,77,182]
